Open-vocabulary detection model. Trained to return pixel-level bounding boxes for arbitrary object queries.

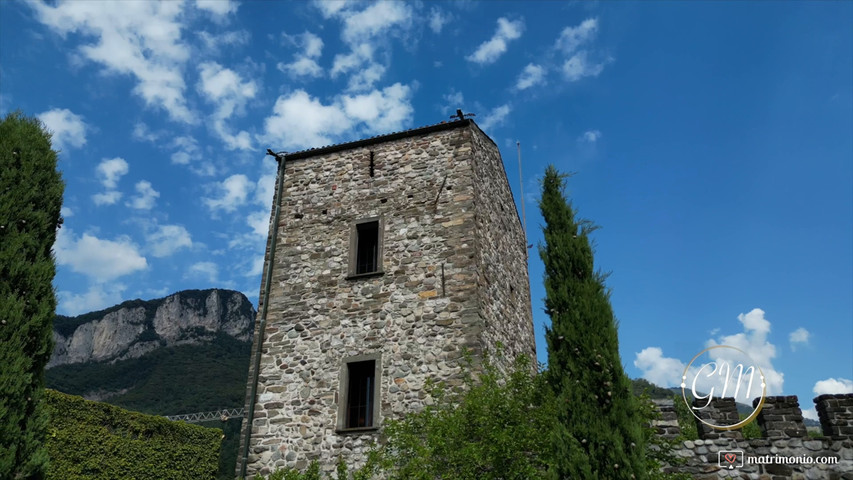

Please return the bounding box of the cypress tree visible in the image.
[539,166,647,479]
[0,111,64,478]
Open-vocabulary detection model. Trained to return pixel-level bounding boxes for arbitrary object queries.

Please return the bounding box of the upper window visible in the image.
[349,217,383,276]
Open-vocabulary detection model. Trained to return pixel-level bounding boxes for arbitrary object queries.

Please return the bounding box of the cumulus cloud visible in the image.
[478,104,511,132]
[197,62,256,150]
[320,2,413,91]
[204,174,252,212]
[188,261,219,283]
[563,51,605,81]
[278,32,324,79]
[340,2,411,43]
[60,206,73,218]
[515,63,545,90]
[428,7,451,34]
[54,228,147,282]
[92,191,122,206]
[57,283,128,316]
[146,224,192,257]
[555,17,598,54]
[634,347,686,388]
[466,17,524,65]
[132,122,161,143]
[92,157,128,205]
[636,308,786,401]
[789,327,810,351]
[198,29,249,51]
[551,18,609,83]
[580,130,602,143]
[31,1,195,123]
[170,135,200,166]
[126,180,160,210]
[96,157,129,189]
[37,108,88,152]
[195,0,238,17]
[813,378,853,396]
[261,84,413,150]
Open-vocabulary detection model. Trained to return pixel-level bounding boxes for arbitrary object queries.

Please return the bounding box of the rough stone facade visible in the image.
[238,120,535,478]
[652,394,853,479]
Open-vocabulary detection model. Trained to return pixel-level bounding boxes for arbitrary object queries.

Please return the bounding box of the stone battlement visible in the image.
[652,394,853,479]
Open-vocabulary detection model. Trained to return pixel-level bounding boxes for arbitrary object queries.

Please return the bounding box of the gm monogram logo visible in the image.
[681,345,767,430]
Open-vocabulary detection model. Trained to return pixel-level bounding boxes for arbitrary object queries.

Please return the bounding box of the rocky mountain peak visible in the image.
[49,289,256,368]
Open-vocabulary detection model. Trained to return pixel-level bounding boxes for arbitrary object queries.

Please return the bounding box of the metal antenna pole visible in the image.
[517,141,528,243]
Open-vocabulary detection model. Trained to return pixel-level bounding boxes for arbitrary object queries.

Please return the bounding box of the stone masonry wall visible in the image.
[652,395,853,479]
[469,124,536,368]
[238,120,535,478]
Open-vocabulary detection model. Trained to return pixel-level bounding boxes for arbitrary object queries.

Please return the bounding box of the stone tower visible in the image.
[237,118,535,478]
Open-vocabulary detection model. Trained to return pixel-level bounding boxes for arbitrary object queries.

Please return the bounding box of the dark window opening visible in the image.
[355,221,379,274]
[346,360,375,428]
[369,151,375,177]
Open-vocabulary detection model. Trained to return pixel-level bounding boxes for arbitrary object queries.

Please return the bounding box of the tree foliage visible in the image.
[377,354,554,480]
[0,111,64,479]
[538,165,649,479]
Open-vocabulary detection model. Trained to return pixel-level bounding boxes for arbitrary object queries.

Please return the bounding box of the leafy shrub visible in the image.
[44,390,221,479]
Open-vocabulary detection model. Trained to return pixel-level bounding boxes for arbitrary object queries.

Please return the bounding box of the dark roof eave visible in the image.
[283,119,473,161]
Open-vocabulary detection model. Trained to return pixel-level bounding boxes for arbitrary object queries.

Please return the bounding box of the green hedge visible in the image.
[44,389,222,479]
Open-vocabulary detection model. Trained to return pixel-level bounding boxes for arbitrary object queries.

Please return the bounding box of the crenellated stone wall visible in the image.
[653,394,853,479]
[237,120,535,478]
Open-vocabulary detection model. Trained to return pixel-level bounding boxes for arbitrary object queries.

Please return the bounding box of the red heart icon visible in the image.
[724,453,736,464]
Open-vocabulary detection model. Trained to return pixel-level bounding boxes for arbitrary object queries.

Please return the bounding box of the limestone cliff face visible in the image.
[49,289,255,368]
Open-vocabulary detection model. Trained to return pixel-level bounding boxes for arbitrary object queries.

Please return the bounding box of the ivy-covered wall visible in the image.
[44,389,222,479]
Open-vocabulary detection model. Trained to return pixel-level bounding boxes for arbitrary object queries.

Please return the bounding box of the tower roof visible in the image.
[283,118,473,161]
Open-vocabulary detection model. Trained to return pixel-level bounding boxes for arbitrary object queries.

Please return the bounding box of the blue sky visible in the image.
[2,1,851,419]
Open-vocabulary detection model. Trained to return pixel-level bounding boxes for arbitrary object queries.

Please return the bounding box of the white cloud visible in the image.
[247,255,265,277]
[126,180,160,210]
[634,347,686,388]
[37,108,88,152]
[146,224,192,257]
[96,157,129,189]
[54,228,147,282]
[323,2,413,91]
[261,84,413,151]
[428,7,450,34]
[198,29,249,51]
[247,211,270,237]
[478,104,511,132]
[60,206,73,218]
[31,1,194,123]
[555,18,598,54]
[706,308,784,395]
[636,308,787,400]
[466,17,524,65]
[188,261,219,283]
[562,51,605,81]
[92,191,122,206]
[515,63,545,90]
[813,378,853,396]
[443,90,464,108]
[340,2,412,43]
[204,174,252,212]
[57,283,128,316]
[132,122,161,143]
[314,0,348,18]
[278,32,324,79]
[580,130,602,143]
[789,327,810,351]
[195,0,238,17]
[197,62,256,150]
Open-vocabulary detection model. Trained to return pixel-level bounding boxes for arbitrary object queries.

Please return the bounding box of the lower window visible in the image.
[338,354,381,431]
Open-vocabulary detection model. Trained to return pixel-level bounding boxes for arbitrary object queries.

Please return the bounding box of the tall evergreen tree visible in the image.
[539,166,647,479]
[0,111,64,479]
